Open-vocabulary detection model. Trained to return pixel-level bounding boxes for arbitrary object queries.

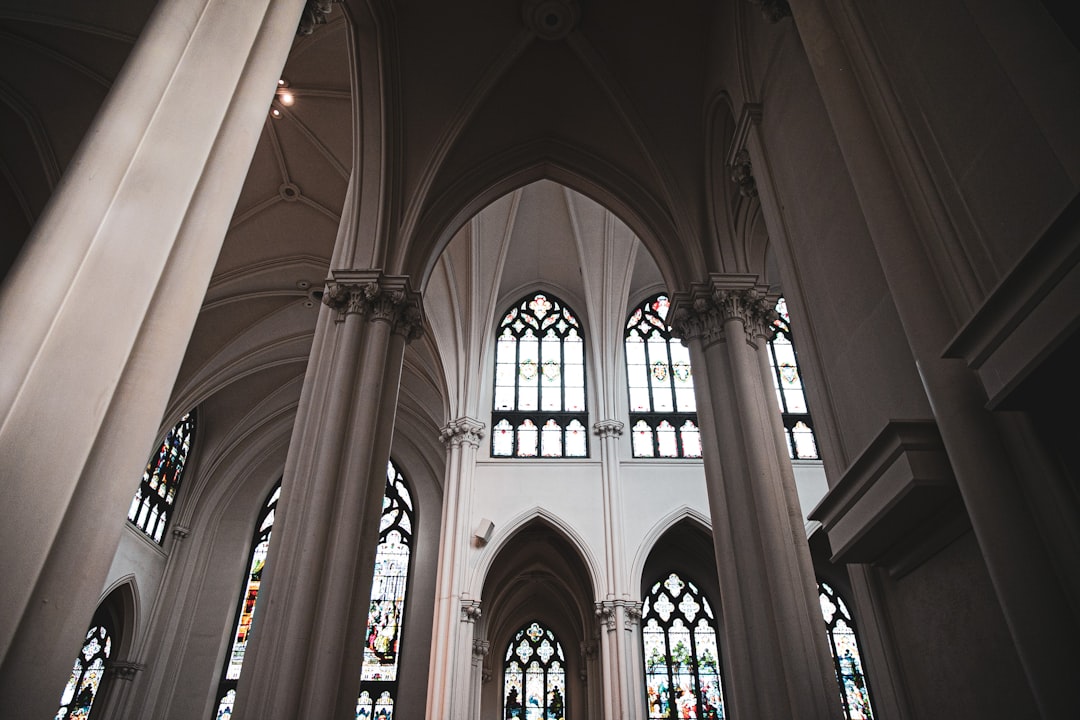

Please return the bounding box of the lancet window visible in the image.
[503,621,567,720]
[214,481,280,719]
[127,411,195,543]
[625,294,701,458]
[767,298,819,459]
[356,460,415,719]
[492,292,588,458]
[819,581,875,720]
[641,572,725,719]
[54,621,113,720]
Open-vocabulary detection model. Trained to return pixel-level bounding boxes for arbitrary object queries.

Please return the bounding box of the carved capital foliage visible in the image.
[594,599,644,631]
[298,0,336,35]
[322,272,425,342]
[461,599,483,623]
[472,638,490,659]
[729,148,758,198]
[107,660,144,681]
[441,417,486,449]
[671,285,775,347]
[745,0,791,23]
[595,602,616,631]
[171,525,191,541]
[592,420,624,439]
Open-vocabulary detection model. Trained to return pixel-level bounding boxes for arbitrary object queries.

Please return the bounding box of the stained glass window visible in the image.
[492,292,588,458]
[127,411,196,543]
[214,481,280,719]
[641,573,725,719]
[625,295,700,459]
[768,298,819,459]
[819,581,875,720]
[55,622,113,720]
[357,460,415,719]
[503,621,567,720]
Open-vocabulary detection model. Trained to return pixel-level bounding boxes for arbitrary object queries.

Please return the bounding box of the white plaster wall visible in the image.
[101,525,168,650]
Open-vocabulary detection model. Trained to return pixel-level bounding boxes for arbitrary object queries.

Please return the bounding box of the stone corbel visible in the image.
[106,660,145,681]
[461,599,483,624]
[592,420,624,439]
[171,525,191,542]
[440,418,486,449]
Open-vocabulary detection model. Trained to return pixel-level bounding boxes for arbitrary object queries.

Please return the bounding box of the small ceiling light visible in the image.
[279,91,295,107]
[270,108,282,118]
[278,78,288,86]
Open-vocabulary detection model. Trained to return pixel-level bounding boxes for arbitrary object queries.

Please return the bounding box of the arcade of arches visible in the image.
[1,0,1077,719]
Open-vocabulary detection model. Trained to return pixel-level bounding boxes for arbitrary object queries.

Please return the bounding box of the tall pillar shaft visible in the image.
[0,0,306,715]
[233,273,423,720]
[789,0,1080,712]
[426,416,485,720]
[671,279,839,719]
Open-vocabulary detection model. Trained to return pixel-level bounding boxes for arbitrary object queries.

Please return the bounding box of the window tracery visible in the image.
[127,411,195,543]
[492,292,588,458]
[503,621,567,719]
[214,481,280,719]
[641,572,725,719]
[625,294,700,458]
[767,298,818,459]
[54,622,113,720]
[819,581,875,720]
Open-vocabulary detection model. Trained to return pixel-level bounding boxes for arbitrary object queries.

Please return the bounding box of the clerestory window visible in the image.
[625,294,701,458]
[127,411,195,543]
[491,292,588,458]
[768,298,819,459]
[641,572,726,719]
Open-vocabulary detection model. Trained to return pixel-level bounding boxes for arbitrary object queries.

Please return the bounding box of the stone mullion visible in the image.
[671,280,839,720]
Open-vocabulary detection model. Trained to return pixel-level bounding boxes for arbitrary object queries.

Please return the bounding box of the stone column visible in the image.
[0,0,307,715]
[470,638,490,717]
[232,272,423,720]
[455,600,483,717]
[670,277,840,720]
[95,660,144,720]
[427,418,485,720]
[788,1,1080,712]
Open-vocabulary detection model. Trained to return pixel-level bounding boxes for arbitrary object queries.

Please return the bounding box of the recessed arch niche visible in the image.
[479,519,599,719]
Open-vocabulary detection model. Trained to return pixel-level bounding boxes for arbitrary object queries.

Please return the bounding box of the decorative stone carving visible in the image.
[671,287,775,347]
[171,525,191,541]
[592,420,624,439]
[745,0,791,23]
[472,638,490,659]
[579,641,596,681]
[595,599,644,632]
[106,660,144,681]
[440,418,486,449]
[624,602,643,628]
[522,0,581,40]
[595,601,617,631]
[298,0,336,35]
[729,148,758,198]
[321,273,425,341]
[461,599,483,623]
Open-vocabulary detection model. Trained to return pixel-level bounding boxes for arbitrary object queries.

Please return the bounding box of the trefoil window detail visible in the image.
[503,621,567,719]
[641,572,725,719]
[492,292,588,458]
[625,294,700,458]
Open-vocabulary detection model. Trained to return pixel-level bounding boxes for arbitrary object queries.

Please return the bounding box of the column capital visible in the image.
[670,276,776,346]
[595,601,617,631]
[322,271,425,341]
[461,599,483,623]
[745,0,791,23]
[440,417,486,448]
[171,525,191,541]
[592,420,624,438]
[472,638,490,659]
[106,660,145,681]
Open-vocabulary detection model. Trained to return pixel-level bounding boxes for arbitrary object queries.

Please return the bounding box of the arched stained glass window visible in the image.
[625,294,700,458]
[492,292,588,458]
[819,581,875,720]
[356,460,415,719]
[503,621,567,720]
[127,411,195,543]
[641,573,725,719]
[55,622,113,720]
[214,481,280,719]
[768,298,819,459]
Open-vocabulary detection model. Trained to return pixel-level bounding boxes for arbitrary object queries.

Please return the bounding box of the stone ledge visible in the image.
[809,420,961,570]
